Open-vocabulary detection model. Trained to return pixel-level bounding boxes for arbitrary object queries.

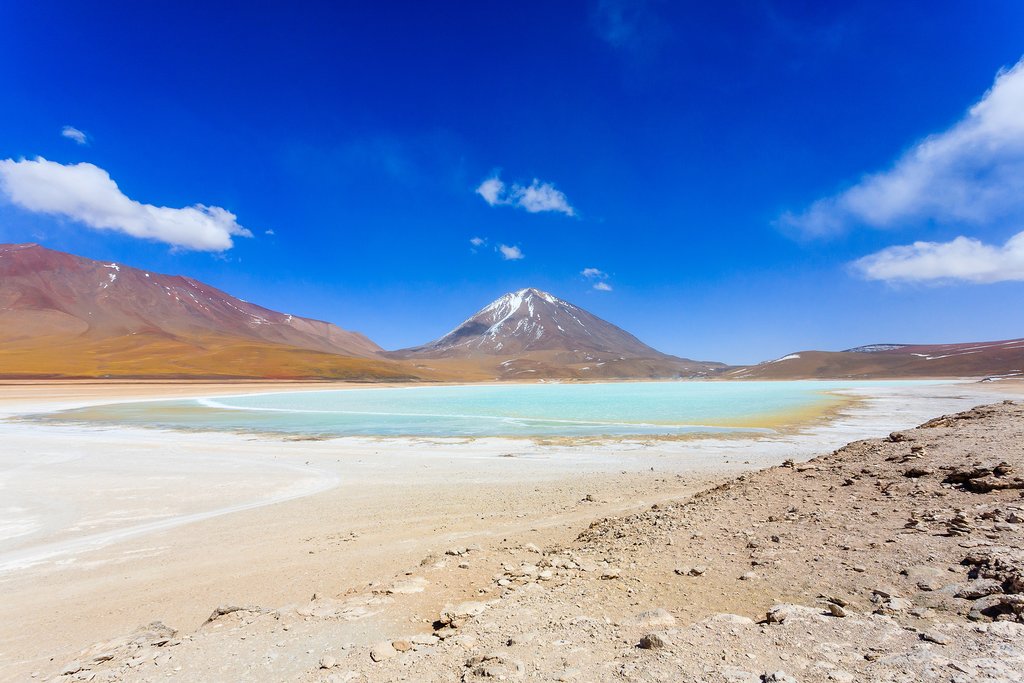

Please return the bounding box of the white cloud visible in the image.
[581,266,612,290]
[514,179,575,215]
[469,236,486,247]
[61,126,87,145]
[498,244,524,260]
[475,174,575,216]
[855,230,1024,283]
[264,229,275,235]
[0,157,252,251]
[475,177,505,206]
[780,57,1024,236]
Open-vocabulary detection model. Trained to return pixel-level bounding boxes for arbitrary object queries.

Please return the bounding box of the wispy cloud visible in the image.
[855,231,1024,284]
[581,266,613,290]
[475,173,575,216]
[779,57,1024,237]
[0,157,252,251]
[475,178,505,206]
[591,0,668,58]
[61,126,88,145]
[498,244,524,260]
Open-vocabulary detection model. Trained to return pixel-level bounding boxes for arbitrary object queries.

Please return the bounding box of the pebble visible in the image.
[638,632,670,649]
[370,642,397,662]
[319,656,337,669]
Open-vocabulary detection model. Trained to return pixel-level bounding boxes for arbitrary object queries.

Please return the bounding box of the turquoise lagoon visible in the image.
[38,380,951,438]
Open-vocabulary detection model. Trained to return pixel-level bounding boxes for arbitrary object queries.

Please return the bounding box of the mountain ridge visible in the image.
[728,339,1024,380]
[2,243,1021,381]
[0,243,415,380]
[391,287,725,379]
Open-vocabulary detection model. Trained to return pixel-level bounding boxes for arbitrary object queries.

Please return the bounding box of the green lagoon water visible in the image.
[38,380,952,438]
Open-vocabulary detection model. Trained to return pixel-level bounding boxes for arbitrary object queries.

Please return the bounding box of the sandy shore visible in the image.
[1,379,1021,681]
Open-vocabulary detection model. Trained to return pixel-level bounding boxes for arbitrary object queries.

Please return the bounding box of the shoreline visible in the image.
[5,378,966,440]
[1,379,1022,680]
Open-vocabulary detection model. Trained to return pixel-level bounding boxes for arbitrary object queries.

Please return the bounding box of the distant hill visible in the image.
[2,243,1019,381]
[391,288,723,379]
[728,340,1024,380]
[0,243,414,380]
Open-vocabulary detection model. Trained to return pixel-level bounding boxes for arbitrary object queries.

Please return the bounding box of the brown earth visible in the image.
[44,399,1024,682]
[0,243,425,381]
[730,340,1024,380]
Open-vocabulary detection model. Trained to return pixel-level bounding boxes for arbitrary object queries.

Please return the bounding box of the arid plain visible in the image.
[1,379,1021,681]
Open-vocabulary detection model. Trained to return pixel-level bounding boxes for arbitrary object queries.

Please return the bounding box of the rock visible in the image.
[763,671,796,682]
[370,641,397,662]
[392,640,412,652]
[947,510,973,536]
[944,464,1024,493]
[446,546,468,556]
[740,571,758,581]
[875,597,913,614]
[766,604,809,624]
[638,632,670,649]
[827,603,848,618]
[690,565,708,576]
[674,566,691,576]
[411,634,440,646]
[904,467,934,478]
[630,608,676,628]
[439,601,488,627]
[920,630,951,645]
[955,579,1003,600]
[709,613,755,625]
[464,653,524,680]
[968,593,1024,622]
[60,662,85,676]
[204,605,261,624]
[319,656,337,669]
[721,666,760,683]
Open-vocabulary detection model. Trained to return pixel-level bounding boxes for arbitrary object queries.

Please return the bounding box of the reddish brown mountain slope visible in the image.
[0,243,415,380]
[391,288,723,379]
[729,339,1024,379]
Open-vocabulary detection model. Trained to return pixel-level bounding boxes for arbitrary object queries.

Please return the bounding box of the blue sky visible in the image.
[1,1,1023,364]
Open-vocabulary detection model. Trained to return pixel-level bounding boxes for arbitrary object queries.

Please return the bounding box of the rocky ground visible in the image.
[43,401,1024,682]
